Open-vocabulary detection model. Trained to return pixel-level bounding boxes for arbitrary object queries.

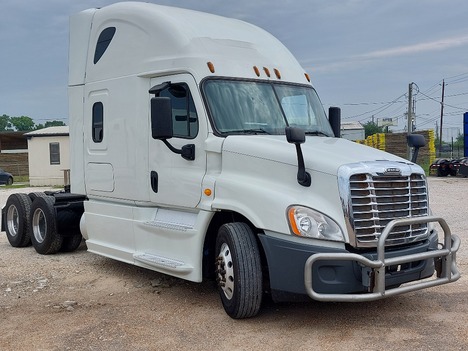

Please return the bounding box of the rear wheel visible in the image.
[60,233,83,252]
[5,193,32,247]
[215,222,263,319]
[30,196,62,255]
[56,210,83,252]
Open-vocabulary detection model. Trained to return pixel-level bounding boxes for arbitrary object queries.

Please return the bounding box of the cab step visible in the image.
[134,253,193,273]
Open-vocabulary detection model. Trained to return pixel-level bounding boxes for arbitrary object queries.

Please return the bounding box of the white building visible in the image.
[341,121,365,141]
[25,126,70,186]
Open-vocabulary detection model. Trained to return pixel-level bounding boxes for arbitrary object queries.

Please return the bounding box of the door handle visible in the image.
[151,171,158,193]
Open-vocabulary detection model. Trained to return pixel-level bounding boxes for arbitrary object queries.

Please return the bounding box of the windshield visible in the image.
[202,79,334,136]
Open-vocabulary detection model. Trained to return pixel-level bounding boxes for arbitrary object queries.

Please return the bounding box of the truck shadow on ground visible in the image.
[83,251,461,327]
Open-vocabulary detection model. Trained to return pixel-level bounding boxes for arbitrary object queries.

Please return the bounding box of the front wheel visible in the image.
[215,222,263,319]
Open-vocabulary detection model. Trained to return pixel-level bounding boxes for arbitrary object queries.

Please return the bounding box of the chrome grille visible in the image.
[349,173,429,247]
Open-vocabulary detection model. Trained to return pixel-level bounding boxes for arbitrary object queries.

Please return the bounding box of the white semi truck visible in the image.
[2,2,460,319]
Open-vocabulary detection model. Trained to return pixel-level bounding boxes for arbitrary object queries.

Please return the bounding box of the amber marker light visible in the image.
[204,188,212,196]
[253,66,260,77]
[287,207,300,236]
[274,68,281,79]
[263,67,271,77]
[207,62,215,73]
[304,73,311,82]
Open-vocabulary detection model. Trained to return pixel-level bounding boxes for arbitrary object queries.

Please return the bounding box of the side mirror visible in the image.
[329,107,341,138]
[150,96,195,161]
[151,97,173,140]
[407,134,426,148]
[285,126,305,144]
[407,134,426,163]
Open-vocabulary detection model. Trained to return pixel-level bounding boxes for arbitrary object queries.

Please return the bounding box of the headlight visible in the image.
[287,206,344,242]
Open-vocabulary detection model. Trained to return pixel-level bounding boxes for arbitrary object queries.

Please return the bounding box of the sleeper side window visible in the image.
[92,102,104,143]
[94,27,116,64]
[158,84,198,139]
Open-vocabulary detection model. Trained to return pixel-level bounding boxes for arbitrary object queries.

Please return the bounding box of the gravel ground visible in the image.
[0,178,467,351]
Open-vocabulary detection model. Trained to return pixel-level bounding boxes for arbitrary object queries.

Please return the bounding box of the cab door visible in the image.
[148,74,207,208]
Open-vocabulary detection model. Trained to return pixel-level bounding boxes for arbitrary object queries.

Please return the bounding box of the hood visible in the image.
[222,135,409,176]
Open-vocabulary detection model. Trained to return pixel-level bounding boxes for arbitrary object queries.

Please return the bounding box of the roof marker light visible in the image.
[274,68,281,79]
[304,73,311,82]
[263,67,271,77]
[207,62,215,73]
[253,66,260,77]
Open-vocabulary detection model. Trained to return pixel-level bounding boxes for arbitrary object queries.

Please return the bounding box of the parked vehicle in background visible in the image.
[430,159,453,177]
[448,159,459,176]
[430,157,468,177]
[0,168,14,185]
[456,157,468,177]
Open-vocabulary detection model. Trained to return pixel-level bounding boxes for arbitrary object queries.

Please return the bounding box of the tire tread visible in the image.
[216,222,262,319]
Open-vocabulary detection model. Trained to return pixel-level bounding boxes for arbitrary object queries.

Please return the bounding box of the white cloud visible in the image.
[359,34,468,59]
[308,34,468,74]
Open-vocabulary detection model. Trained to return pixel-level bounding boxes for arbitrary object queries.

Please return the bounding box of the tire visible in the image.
[4,193,32,247]
[60,233,83,252]
[215,222,263,319]
[29,192,48,201]
[6,177,13,186]
[30,196,62,255]
[56,210,82,252]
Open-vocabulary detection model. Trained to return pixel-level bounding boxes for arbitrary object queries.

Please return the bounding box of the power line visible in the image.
[343,92,407,120]
[444,71,468,81]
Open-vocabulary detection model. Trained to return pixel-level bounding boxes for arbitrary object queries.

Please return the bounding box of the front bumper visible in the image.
[259,216,460,302]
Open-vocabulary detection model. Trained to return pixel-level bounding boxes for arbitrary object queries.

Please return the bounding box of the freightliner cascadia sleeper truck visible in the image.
[2,2,460,318]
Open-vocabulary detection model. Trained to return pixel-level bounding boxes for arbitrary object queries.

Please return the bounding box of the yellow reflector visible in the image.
[304,73,311,82]
[288,208,300,235]
[274,68,281,79]
[263,67,271,77]
[207,62,215,73]
[204,188,212,196]
[253,66,260,77]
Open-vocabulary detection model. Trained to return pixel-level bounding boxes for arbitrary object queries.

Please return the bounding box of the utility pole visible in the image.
[407,82,413,160]
[438,79,445,157]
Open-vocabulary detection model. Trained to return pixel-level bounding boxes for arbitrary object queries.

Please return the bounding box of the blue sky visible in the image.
[1,0,468,140]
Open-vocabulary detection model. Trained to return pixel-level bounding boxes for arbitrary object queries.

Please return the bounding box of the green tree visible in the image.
[10,116,35,131]
[0,114,13,131]
[363,121,384,138]
[454,133,464,148]
[35,120,66,130]
[45,120,66,128]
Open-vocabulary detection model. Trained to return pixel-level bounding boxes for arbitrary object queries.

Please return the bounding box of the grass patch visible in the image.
[4,183,30,189]
[14,176,29,183]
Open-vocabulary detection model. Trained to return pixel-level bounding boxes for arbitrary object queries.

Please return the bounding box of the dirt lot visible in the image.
[0,178,467,351]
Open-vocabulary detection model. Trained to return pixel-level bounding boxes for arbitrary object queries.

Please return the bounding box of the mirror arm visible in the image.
[285,127,311,187]
[162,140,195,161]
[411,147,420,163]
[294,144,311,187]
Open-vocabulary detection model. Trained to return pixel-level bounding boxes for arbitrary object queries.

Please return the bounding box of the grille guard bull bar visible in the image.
[304,216,461,302]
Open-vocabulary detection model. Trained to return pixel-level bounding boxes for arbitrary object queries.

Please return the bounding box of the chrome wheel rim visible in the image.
[216,242,235,300]
[32,208,46,243]
[6,205,19,237]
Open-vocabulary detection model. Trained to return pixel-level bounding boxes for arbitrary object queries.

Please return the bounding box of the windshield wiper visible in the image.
[225,129,271,135]
[304,130,330,137]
